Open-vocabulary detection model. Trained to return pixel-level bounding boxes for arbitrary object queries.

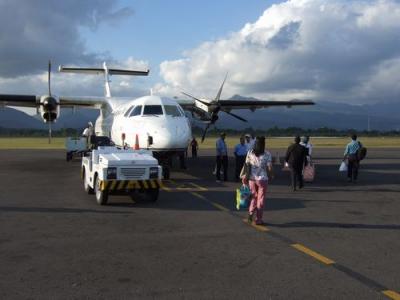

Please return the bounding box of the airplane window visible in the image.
[177,105,185,116]
[143,105,163,115]
[164,105,182,117]
[130,105,142,117]
[124,106,135,117]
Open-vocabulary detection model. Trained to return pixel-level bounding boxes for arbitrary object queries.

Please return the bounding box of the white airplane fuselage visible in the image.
[94,95,192,154]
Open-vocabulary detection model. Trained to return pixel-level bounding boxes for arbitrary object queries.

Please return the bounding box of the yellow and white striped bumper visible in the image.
[99,179,163,191]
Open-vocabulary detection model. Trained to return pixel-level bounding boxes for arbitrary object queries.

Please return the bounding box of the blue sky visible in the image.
[81,0,281,82]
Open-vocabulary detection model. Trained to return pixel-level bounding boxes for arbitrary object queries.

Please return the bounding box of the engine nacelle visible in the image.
[39,95,60,123]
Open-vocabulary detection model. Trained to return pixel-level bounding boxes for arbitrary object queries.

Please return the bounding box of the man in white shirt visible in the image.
[244,133,255,152]
[300,136,313,165]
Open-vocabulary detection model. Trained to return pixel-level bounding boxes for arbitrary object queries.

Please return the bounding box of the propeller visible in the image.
[222,110,248,122]
[201,123,211,143]
[46,60,53,144]
[183,73,247,142]
[48,60,52,96]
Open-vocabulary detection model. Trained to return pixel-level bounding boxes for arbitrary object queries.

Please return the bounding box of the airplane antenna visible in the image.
[103,62,112,98]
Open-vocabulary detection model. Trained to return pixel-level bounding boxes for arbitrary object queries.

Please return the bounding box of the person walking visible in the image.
[344,134,362,183]
[242,136,273,225]
[245,133,255,151]
[216,132,228,182]
[285,136,307,191]
[234,136,248,181]
[190,137,199,158]
[300,136,313,165]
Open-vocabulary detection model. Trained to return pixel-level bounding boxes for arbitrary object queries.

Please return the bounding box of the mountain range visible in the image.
[1,96,399,131]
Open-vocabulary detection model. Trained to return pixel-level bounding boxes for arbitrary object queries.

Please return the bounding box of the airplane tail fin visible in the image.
[59,62,149,98]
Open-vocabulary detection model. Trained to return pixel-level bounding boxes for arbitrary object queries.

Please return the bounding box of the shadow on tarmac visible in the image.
[266,221,400,230]
[0,206,131,214]
[182,156,400,188]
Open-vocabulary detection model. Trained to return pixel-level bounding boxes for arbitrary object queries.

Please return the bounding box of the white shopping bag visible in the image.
[339,161,348,172]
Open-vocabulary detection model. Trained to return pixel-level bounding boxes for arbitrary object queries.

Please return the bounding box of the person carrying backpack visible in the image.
[343,134,365,183]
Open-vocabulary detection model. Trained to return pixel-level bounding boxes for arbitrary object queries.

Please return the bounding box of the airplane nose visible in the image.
[150,121,190,150]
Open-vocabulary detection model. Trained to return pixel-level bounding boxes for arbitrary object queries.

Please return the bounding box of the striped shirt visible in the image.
[344,140,361,155]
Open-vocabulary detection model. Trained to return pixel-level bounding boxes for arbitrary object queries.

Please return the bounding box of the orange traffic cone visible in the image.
[134,134,140,150]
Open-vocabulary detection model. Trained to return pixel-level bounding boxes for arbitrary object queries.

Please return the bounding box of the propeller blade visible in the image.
[182,92,211,106]
[215,72,228,102]
[201,123,211,143]
[48,60,52,96]
[222,110,248,122]
[48,121,52,144]
[181,91,201,101]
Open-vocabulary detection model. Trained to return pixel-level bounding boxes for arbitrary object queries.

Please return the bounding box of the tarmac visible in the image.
[0,148,399,299]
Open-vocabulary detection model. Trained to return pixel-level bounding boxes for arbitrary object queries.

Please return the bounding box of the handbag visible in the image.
[339,161,348,172]
[236,185,251,210]
[303,164,315,182]
[240,151,252,180]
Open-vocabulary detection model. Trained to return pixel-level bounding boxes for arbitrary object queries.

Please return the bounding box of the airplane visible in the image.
[0,62,314,178]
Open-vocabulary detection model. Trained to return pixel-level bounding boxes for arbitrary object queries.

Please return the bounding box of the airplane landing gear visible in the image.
[162,166,170,180]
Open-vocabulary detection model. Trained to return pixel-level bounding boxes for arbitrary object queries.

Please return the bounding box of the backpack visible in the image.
[357,142,367,161]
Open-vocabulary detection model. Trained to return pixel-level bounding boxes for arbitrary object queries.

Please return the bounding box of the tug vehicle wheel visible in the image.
[94,175,108,205]
[83,169,94,194]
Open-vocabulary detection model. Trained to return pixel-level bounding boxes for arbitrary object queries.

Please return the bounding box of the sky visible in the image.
[0,0,399,111]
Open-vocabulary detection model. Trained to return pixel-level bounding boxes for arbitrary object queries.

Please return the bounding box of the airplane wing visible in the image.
[175,97,314,111]
[0,94,107,109]
[215,98,314,110]
[59,96,107,108]
[0,94,39,108]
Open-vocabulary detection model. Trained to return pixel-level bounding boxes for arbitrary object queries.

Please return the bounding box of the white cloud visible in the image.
[155,0,400,104]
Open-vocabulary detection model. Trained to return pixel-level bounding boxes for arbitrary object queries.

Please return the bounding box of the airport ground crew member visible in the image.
[242,136,273,225]
[344,134,362,183]
[82,122,95,149]
[285,136,307,191]
[216,132,228,182]
[190,137,198,158]
[245,133,255,151]
[234,136,247,181]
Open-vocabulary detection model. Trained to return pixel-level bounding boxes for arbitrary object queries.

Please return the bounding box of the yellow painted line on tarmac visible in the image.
[291,244,335,265]
[191,192,206,200]
[242,219,270,232]
[158,180,171,192]
[383,290,400,300]
[210,202,230,212]
[189,182,208,191]
[190,192,230,212]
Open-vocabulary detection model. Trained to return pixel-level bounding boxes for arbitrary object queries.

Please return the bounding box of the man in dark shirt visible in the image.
[285,136,307,191]
[190,137,198,158]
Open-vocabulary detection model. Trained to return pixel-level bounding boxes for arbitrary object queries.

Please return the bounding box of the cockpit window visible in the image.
[124,106,134,117]
[164,105,182,117]
[143,105,163,115]
[177,105,185,116]
[129,105,142,117]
